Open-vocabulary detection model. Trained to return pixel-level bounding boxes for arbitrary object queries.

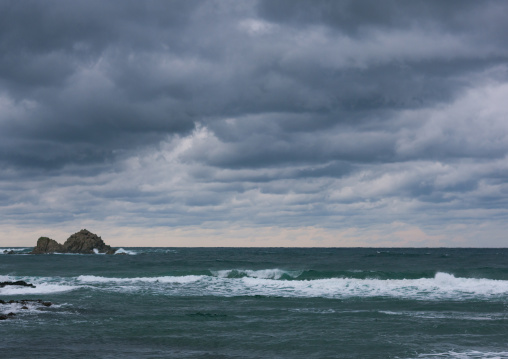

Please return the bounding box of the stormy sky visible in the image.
[1,0,508,247]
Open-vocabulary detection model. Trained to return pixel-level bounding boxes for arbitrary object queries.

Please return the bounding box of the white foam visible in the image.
[42,272,508,300]
[0,275,80,296]
[0,282,78,296]
[152,248,178,253]
[379,310,504,321]
[229,272,508,299]
[77,275,204,284]
[0,248,29,254]
[0,301,72,317]
[0,275,14,282]
[1,302,37,315]
[414,350,508,358]
[211,268,302,279]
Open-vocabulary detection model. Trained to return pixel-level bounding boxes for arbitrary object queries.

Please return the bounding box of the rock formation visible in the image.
[30,229,116,254]
[63,229,116,254]
[30,237,65,254]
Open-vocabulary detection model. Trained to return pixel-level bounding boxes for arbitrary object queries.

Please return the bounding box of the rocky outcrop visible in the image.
[63,229,116,254]
[30,237,65,254]
[30,229,116,254]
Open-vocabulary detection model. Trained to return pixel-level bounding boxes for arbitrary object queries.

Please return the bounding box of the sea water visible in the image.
[1,248,507,358]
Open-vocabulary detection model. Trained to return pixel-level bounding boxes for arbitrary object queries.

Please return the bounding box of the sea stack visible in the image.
[30,237,65,254]
[30,229,116,254]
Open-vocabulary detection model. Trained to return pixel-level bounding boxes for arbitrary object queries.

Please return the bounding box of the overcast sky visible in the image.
[1,0,508,247]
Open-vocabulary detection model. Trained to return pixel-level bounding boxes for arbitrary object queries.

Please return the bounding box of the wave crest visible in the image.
[4,272,507,300]
[210,269,302,280]
[77,275,203,284]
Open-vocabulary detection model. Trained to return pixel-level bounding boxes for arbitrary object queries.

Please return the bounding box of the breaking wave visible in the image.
[114,248,137,255]
[0,247,30,254]
[2,272,508,300]
[210,269,303,279]
[0,284,77,296]
[62,272,508,300]
[77,275,203,284]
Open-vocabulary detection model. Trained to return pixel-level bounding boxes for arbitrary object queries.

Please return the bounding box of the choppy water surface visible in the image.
[1,248,508,358]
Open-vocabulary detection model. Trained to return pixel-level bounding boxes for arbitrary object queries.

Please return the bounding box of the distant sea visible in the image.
[1,248,508,358]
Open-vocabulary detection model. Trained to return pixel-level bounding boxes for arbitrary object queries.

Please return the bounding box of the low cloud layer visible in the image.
[1,0,507,246]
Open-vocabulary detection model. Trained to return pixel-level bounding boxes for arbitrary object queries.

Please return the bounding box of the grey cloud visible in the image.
[256,0,504,37]
[2,0,506,172]
[1,0,508,245]
[0,0,204,170]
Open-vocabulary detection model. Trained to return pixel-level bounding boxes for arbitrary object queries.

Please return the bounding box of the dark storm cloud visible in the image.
[0,0,503,170]
[257,0,508,40]
[0,0,202,169]
[1,0,508,245]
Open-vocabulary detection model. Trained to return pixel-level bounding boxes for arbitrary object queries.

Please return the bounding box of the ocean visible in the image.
[1,247,507,358]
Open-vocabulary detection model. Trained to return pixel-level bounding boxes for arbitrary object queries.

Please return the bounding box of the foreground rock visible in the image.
[0,281,36,288]
[30,229,116,255]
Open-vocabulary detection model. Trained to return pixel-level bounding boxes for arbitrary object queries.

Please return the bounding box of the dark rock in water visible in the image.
[0,300,53,320]
[30,229,116,254]
[30,237,65,254]
[3,250,15,254]
[0,312,16,320]
[63,229,116,254]
[0,280,36,288]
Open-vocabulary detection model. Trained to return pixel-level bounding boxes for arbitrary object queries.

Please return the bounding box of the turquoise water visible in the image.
[1,248,508,358]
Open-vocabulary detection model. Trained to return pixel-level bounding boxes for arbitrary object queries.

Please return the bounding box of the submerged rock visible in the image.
[30,229,116,255]
[0,300,53,320]
[0,313,16,320]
